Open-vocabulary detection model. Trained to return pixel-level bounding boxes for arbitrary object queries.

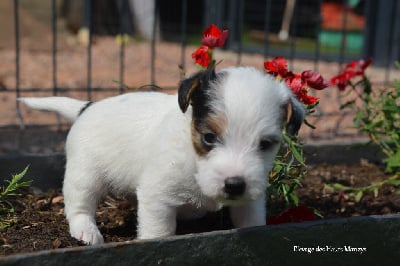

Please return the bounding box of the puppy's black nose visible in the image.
[224,177,246,198]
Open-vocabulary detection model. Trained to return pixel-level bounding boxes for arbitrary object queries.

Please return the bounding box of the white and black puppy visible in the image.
[19,66,305,245]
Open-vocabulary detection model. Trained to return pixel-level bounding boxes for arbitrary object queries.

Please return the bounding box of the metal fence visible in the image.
[1,0,400,152]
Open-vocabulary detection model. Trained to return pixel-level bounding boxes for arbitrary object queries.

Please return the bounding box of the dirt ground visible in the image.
[1,160,399,256]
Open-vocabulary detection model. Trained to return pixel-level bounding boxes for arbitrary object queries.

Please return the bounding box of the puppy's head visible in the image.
[178,66,304,205]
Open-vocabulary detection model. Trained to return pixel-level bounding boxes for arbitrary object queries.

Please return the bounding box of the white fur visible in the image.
[18,97,88,122]
[19,67,303,245]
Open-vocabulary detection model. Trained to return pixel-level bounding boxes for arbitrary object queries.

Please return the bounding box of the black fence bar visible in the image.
[84,0,92,101]
[118,33,125,94]
[288,0,298,70]
[393,1,400,68]
[338,0,349,67]
[204,0,223,31]
[236,0,244,66]
[313,0,323,71]
[180,0,188,76]
[150,0,160,86]
[226,0,245,66]
[51,0,57,95]
[118,0,127,94]
[365,0,400,70]
[384,0,398,83]
[51,0,62,129]
[263,0,272,59]
[13,0,24,128]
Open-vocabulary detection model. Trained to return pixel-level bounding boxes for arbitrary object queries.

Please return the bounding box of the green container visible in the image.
[319,30,364,51]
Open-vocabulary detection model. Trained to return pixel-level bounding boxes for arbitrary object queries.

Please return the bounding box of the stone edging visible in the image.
[1,214,399,265]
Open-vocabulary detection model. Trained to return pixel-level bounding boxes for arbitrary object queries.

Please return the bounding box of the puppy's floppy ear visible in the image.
[178,65,217,113]
[178,74,201,113]
[284,97,305,136]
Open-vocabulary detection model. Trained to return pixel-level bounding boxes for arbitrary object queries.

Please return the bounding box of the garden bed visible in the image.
[1,141,400,264]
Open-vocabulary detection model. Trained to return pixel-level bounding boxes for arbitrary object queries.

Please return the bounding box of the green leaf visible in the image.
[384,149,400,173]
[282,134,305,165]
[12,166,29,183]
[386,179,400,186]
[289,193,299,206]
[354,190,363,202]
[0,166,32,222]
[330,183,350,191]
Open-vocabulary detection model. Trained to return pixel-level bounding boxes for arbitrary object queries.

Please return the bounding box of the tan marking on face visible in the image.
[191,120,209,157]
[205,114,228,136]
[190,113,227,157]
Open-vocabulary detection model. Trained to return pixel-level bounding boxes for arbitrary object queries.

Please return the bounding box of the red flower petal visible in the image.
[285,72,303,95]
[299,93,319,105]
[192,45,211,68]
[345,60,358,69]
[333,58,373,91]
[359,58,372,71]
[263,61,277,76]
[345,58,372,72]
[267,206,316,225]
[330,69,359,91]
[201,24,229,48]
[264,57,288,77]
[301,70,329,90]
[330,74,348,91]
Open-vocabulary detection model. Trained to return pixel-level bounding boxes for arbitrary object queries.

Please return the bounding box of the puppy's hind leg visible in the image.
[63,160,105,245]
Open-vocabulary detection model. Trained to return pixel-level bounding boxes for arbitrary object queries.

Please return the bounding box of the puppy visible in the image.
[19,66,305,245]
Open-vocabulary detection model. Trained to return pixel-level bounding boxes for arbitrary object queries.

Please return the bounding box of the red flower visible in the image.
[264,57,288,77]
[331,58,372,91]
[284,72,303,95]
[301,70,329,90]
[267,206,316,225]
[201,24,229,49]
[330,71,354,91]
[359,58,372,70]
[192,24,229,68]
[299,92,319,105]
[263,57,327,105]
[346,58,372,74]
[192,45,211,68]
[285,76,316,104]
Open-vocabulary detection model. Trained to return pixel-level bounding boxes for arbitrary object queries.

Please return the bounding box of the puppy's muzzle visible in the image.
[224,177,246,198]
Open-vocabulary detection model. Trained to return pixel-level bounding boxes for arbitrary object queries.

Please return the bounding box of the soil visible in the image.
[1,160,399,257]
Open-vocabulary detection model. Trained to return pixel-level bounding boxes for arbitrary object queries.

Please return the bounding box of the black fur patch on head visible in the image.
[178,66,226,156]
[178,66,224,120]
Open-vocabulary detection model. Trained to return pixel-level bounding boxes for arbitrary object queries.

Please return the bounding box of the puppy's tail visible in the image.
[18,97,91,122]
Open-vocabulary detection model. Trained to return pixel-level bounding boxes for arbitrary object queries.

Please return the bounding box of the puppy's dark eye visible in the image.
[259,139,273,151]
[202,133,217,148]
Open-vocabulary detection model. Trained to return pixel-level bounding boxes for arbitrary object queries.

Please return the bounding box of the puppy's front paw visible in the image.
[69,214,104,245]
